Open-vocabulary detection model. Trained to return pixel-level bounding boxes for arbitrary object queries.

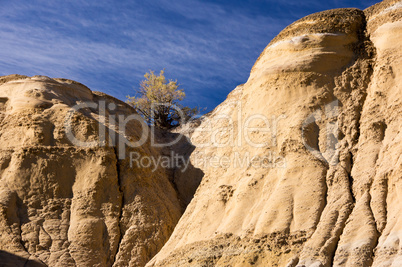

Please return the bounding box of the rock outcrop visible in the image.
[0,75,188,266]
[0,0,401,266]
[148,1,402,266]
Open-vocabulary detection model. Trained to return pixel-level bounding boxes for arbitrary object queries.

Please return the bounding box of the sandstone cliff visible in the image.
[0,75,191,266]
[0,0,401,266]
[148,0,402,266]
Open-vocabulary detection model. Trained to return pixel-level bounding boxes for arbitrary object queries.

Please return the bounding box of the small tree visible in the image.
[127,69,199,129]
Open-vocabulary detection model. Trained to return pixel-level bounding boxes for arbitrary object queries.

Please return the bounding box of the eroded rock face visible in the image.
[0,75,183,266]
[0,1,401,267]
[148,1,401,266]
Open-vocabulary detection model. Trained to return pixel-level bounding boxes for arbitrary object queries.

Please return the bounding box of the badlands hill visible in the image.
[148,0,402,266]
[0,75,200,266]
[0,0,401,266]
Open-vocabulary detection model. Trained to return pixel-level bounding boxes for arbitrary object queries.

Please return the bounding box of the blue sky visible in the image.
[0,0,378,111]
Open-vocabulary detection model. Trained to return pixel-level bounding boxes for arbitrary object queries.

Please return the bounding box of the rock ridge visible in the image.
[0,75,192,266]
[0,0,401,266]
[148,1,401,266]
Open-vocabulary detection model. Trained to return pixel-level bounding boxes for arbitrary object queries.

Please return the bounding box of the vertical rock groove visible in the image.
[112,146,123,266]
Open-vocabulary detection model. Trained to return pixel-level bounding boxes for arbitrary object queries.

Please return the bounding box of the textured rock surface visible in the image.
[148,1,401,266]
[0,75,184,266]
[0,1,401,267]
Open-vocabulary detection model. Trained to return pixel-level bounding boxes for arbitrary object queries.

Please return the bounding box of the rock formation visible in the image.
[148,0,402,266]
[0,0,401,266]
[0,75,190,266]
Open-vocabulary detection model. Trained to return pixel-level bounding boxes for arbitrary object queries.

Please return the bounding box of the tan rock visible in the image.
[0,1,401,266]
[0,76,184,266]
[148,1,401,266]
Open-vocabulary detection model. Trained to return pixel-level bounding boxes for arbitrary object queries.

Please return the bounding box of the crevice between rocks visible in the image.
[16,196,30,257]
[368,192,381,267]
[327,10,379,266]
[347,155,356,204]
[112,145,124,266]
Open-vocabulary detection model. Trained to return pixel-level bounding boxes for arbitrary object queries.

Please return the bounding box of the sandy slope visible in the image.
[0,75,184,266]
[147,1,402,266]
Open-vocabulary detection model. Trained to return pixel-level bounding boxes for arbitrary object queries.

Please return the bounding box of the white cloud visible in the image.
[1,0,375,110]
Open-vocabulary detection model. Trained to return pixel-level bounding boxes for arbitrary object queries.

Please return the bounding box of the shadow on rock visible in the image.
[0,250,46,267]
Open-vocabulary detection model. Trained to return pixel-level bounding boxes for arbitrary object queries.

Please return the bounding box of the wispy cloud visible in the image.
[0,0,378,110]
